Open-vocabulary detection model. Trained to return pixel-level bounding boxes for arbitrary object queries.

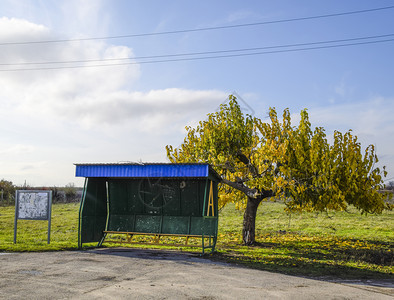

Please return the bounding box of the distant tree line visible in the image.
[0,179,81,206]
[0,179,15,205]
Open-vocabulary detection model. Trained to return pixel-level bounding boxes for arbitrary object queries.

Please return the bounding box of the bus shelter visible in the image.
[75,163,220,253]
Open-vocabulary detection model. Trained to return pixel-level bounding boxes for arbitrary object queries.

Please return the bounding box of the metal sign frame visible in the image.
[14,190,52,244]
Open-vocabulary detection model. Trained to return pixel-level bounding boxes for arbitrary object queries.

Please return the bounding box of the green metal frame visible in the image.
[78,176,219,253]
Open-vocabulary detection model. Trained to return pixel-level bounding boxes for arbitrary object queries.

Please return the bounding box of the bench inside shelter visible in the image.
[75,163,220,253]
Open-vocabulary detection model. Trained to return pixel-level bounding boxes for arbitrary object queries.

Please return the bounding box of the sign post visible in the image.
[14,190,52,244]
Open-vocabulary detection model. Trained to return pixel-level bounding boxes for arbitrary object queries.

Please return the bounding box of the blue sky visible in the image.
[0,0,393,186]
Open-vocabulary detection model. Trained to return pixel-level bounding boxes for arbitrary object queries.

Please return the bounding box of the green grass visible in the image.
[0,201,392,279]
[214,202,393,279]
[0,203,79,251]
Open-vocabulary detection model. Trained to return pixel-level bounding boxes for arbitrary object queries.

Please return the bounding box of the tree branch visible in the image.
[236,151,259,178]
[221,178,274,200]
[221,178,258,198]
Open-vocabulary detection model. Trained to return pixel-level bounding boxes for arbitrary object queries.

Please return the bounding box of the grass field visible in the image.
[0,201,392,279]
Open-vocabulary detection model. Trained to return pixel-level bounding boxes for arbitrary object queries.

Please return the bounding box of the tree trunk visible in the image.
[242,196,262,245]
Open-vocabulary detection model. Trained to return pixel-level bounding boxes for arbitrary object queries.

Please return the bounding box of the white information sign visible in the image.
[14,190,52,244]
[17,192,50,220]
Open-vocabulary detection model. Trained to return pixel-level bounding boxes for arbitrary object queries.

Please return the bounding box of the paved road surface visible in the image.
[0,248,392,299]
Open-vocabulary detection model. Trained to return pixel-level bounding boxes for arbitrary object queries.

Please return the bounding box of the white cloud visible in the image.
[0,17,227,186]
[226,10,257,23]
[334,76,353,98]
[59,0,110,37]
[0,17,49,41]
[310,97,394,138]
[309,97,394,179]
[0,144,36,156]
[0,18,138,113]
[0,17,227,128]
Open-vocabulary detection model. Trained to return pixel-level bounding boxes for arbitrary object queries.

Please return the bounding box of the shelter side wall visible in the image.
[80,178,108,243]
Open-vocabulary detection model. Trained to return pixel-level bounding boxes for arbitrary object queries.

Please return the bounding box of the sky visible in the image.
[0,0,393,187]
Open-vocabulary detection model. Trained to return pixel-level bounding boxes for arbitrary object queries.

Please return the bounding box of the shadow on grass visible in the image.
[256,241,393,266]
[210,239,393,280]
[211,252,393,280]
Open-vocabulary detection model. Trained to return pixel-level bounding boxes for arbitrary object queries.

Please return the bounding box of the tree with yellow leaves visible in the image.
[166,95,390,245]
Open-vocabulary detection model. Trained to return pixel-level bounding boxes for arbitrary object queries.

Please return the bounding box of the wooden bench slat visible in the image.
[102,231,215,250]
[104,231,213,238]
[104,240,207,248]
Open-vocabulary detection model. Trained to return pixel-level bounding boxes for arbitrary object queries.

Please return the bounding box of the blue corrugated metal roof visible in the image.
[75,163,220,179]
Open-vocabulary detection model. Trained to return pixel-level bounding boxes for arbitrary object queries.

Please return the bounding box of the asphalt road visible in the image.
[0,248,392,299]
